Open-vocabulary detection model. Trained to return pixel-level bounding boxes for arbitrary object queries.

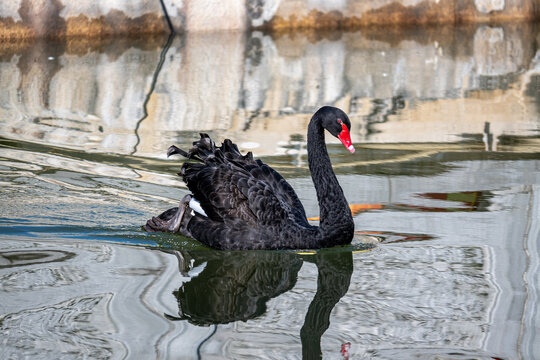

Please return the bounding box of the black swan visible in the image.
[145,106,355,250]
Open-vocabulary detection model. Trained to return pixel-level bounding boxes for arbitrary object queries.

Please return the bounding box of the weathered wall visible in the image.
[1,0,540,39]
[0,0,169,40]
[245,0,540,30]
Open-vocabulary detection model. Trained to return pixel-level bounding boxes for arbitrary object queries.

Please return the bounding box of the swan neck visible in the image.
[307,117,353,244]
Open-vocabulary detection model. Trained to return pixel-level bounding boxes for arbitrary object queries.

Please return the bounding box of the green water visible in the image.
[1,24,540,359]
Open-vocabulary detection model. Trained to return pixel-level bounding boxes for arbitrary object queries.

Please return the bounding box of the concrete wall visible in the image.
[1,0,540,39]
[0,0,169,39]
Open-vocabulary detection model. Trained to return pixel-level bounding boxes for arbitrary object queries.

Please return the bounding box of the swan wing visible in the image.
[175,134,308,227]
[244,161,308,225]
[183,161,257,224]
[184,161,297,227]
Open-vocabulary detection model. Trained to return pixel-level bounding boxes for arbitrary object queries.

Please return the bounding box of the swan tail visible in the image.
[167,133,215,163]
[169,134,255,167]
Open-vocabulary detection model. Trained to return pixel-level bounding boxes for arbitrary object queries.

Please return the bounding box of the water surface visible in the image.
[1,24,540,359]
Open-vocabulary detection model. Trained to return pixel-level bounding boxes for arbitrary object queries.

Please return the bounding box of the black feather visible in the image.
[150,106,355,250]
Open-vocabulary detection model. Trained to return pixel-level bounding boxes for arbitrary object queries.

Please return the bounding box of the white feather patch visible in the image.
[189,197,208,217]
[188,261,207,278]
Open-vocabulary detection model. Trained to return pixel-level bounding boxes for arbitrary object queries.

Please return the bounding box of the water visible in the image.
[1,23,540,359]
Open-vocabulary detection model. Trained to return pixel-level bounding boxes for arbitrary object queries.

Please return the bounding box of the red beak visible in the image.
[337,120,355,153]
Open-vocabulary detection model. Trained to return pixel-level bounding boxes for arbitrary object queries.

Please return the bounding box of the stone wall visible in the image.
[1,0,539,40]
[0,0,169,40]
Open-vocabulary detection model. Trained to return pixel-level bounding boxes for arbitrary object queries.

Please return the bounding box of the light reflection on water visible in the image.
[1,23,540,359]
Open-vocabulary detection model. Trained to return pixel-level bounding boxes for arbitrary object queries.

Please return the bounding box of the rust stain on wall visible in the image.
[1,0,539,40]
[262,10,344,32]
[0,17,35,41]
[255,0,539,32]
[358,0,456,26]
[65,11,168,38]
[0,1,168,41]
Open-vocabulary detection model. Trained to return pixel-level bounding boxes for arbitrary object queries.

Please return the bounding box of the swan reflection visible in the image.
[164,248,353,358]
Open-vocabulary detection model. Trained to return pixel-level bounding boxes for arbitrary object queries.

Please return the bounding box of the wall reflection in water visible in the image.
[1,24,539,158]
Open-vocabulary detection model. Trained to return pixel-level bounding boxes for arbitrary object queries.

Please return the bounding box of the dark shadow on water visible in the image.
[163,248,355,359]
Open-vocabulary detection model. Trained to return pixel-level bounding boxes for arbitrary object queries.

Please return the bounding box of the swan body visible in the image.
[145,106,355,250]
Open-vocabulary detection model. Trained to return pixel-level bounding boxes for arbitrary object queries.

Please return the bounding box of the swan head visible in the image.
[316,106,355,153]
